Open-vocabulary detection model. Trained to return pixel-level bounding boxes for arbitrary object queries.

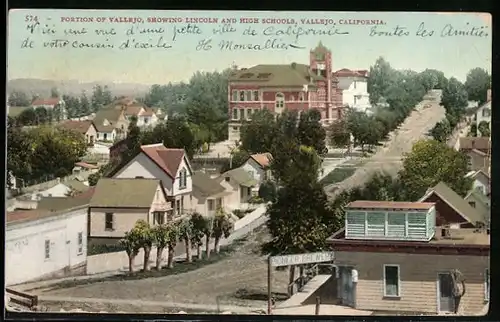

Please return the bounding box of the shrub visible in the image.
[258,180,277,202]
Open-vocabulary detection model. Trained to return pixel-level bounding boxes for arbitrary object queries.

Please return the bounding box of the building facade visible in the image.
[333,69,372,114]
[227,42,344,142]
[6,205,88,285]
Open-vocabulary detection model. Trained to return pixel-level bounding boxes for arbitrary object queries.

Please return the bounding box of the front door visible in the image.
[338,266,355,307]
[438,273,456,313]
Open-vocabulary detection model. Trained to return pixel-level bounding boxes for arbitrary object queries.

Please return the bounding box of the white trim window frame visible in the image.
[383,264,401,297]
[485,268,490,301]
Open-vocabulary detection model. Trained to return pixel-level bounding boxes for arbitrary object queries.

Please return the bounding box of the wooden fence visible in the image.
[6,288,38,310]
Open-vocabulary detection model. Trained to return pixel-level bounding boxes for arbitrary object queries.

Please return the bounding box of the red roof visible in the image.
[32,98,61,106]
[59,120,94,134]
[140,144,186,179]
[333,69,369,78]
[347,200,435,210]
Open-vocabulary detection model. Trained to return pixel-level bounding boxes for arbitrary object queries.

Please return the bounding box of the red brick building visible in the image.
[227,42,344,142]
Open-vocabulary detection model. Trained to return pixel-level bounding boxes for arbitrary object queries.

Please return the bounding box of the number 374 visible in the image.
[25,15,39,22]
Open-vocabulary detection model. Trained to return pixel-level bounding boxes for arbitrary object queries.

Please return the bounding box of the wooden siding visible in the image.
[335,251,489,315]
[423,193,474,228]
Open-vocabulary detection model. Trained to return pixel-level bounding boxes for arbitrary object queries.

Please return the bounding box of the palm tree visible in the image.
[166,223,179,268]
[212,209,233,254]
[133,220,155,272]
[152,224,169,270]
[178,217,193,263]
[189,212,206,260]
[120,230,141,273]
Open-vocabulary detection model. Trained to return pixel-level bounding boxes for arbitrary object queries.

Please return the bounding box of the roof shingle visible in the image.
[221,168,258,187]
[192,171,225,196]
[229,64,324,87]
[90,178,160,208]
[140,144,186,179]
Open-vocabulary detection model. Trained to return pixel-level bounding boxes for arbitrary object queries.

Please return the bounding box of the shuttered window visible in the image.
[367,212,386,236]
[407,212,427,238]
[346,212,366,237]
[387,212,406,237]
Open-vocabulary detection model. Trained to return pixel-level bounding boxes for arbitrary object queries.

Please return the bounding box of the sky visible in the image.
[7,10,492,84]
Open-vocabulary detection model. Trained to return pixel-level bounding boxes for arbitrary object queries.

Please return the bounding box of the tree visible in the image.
[189,213,206,260]
[178,218,193,263]
[263,145,333,295]
[201,216,214,259]
[464,68,491,104]
[469,123,478,137]
[430,119,452,143]
[79,92,91,116]
[478,121,490,137]
[347,111,384,152]
[297,109,327,156]
[7,117,33,187]
[240,109,279,153]
[398,139,472,201]
[367,57,397,105]
[258,180,277,202]
[16,108,37,126]
[132,220,155,272]
[91,85,113,112]
[221,148,249,173]
[152,224,168,270]
[441,77,468,116]
[120,230,142,273]
[165,223,179,268]
[8,91,31,106]
[50,87,59,98]
[328,119,351,149]
[212,209,233,253]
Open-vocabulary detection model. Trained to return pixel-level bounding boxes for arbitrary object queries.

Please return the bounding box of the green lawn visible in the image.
[8,106,31,117]
[320,167,357,186]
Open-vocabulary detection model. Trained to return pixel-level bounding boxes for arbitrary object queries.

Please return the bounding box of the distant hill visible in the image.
[7,78,152,98]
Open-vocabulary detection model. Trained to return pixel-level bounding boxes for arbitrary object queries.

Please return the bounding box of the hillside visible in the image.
[7,78,152,97]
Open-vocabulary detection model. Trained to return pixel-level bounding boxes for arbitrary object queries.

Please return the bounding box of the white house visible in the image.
[240,153,273,190]
[31,97,67,120]
[333,69,372,114]
[465,169,490,196]
[112,143,193,216]
[5,205,88,286]
[27,179,90,201]
[192,171,230,217]
[216,168,257,210]
[475,99,491,130]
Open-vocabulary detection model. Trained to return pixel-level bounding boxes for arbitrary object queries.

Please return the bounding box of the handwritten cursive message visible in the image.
[368,22,489,38]
[20,15,356,52]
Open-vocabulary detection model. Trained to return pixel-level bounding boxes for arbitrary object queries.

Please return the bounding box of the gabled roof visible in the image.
[249,153,273,168]
[464,169,490,181]
[464,190,490,223]
[419,182,484,225]
[74,162,99,170]
[93,109,123,132]
[90,178,161,208]
[192,171,226,196]
[140,143,190,179]
[65,179,90,193]
[220,168,258,187]
[58,120,96,134]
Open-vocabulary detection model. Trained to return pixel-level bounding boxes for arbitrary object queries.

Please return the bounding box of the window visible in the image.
[216,198,222,209]
[105,213,114,230]
[246,108,252,119]
[407,212,427,238]
[44,239,50,259]
[232,108,239,120]
[225,177,230,182]
[232,126,238,131]
[208,199,215,211]
[103,133,108,140]
[239,91,245,101]
[387,212,406,237]
[482,109,491,117]
[366,212,385,236]
[77,232,83,254]
[176,200,181,215]
[275,93,285,109]
[144,117,149,124]
[469,201,476,208]
[485,268,490,301]
[353,81,357,89]
[383,265,400,297]
[253,90,259,101]
[232,90,238,101]
[299,92,305,101]
[153,212,164,225]
[246,90,252,101]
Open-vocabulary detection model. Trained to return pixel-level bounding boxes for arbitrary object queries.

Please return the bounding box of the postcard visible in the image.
[6,9,491,317]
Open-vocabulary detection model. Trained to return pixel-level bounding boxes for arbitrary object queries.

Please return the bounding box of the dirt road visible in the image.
[327,96,446,198]
[31,227,290,312]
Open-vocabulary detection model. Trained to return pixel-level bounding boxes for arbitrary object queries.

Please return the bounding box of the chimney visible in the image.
[487,89,491,102]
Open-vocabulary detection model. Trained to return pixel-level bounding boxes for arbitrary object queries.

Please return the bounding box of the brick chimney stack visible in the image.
[487,89,491,102]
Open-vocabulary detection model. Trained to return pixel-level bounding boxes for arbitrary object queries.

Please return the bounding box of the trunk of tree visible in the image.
[143,247,151,271]
[197,244,202,260]
[184,238,192,263]
[288,265,296,296]
[155,246,164,270]
[167,245,175,268]
[128,255,135,273]
[205,235,211,259]
[214,237,221,254]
